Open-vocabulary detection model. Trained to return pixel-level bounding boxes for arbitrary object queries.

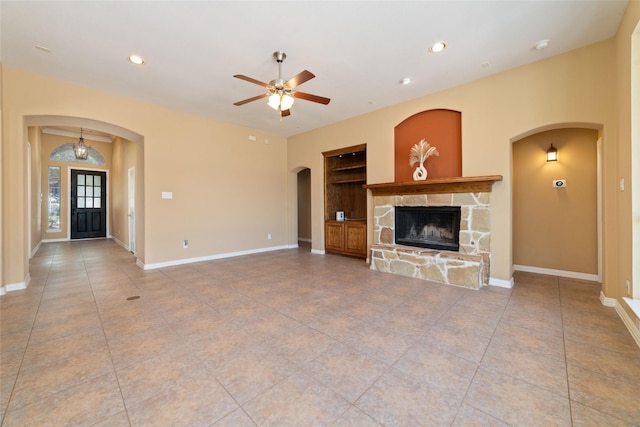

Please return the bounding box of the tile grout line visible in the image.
[1,243,55,425]
[85,248,134,427]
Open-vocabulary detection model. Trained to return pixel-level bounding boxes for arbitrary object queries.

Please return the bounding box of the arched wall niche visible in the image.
[394,109,462,182]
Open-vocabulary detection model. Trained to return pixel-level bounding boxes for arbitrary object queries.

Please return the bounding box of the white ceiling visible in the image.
[1,1,629,137]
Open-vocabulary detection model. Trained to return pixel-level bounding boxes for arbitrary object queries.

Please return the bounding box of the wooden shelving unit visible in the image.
[323,144,367,259]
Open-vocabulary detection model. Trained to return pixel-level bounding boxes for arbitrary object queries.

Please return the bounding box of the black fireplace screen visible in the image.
[395,206,461,251]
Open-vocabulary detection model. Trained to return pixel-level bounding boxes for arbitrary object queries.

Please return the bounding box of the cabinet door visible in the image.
[344,222,367,257]
[325,222,345,252]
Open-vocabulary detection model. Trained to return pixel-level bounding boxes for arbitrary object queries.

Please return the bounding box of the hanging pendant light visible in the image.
[73,128,90,160]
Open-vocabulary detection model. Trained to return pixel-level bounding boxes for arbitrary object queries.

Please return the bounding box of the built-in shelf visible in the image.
[332,178,367,184]
[323,144,367,259]
[363,175,503,195]
[331,165,366,172]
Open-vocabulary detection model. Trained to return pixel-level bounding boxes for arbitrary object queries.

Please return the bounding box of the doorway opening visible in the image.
[512,126,601,281]
[297,167,311,251]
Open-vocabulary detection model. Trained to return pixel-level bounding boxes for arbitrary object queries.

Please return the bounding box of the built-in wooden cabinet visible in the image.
[323,144,367,258]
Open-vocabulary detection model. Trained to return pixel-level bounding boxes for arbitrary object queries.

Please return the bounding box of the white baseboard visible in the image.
[111,236,129,252]
[30,241,42,258]
[513,264,599,282]
[139,245,290,270]
[42,237,69,243]
[1,274,31,296]
[489,277,514,288]
[598,291,640,348]
[599,291,617,307]
[311,248,325,255]
[616,299,640,348]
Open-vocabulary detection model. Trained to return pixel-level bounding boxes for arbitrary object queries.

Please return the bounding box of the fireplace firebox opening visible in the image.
[395,206,461,251]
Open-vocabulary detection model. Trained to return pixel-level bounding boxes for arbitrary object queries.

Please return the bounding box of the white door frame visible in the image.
[128,166,135,254]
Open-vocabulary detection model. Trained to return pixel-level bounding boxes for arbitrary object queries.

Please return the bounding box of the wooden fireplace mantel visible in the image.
[363,175,503,196]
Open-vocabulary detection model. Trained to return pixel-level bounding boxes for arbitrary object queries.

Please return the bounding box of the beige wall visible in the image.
[111,136,137,250]
[288,39,617,288]
[615,1,640,318]
[2,65,287,287]
[28,126,42,255]
[513,128,598,275]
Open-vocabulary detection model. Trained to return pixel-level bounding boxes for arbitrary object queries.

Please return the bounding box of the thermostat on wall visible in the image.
[552,179,566,188]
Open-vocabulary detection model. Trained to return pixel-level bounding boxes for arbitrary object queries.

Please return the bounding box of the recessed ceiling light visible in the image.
[429,42,446,53]
[128,55,145,65]
[401,77,412,85]
[534,40,550,51]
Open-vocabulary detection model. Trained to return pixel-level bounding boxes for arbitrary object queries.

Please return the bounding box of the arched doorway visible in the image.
[297,167,312,251]
[24,115,145,265]
[511,124,602,281]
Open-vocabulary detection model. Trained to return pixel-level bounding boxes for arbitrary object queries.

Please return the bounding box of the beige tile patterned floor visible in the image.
[1,239,640,426]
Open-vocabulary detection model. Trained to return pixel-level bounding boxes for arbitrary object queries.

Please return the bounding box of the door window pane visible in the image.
[86,187,93,197]
[78,186,85,196]
[78,197,85,208]
[86,197,93,208]
[94,176,101,187]
[47,166,61,230]
[78,174,85,185]
[86,175,93,186]
[94,197,101,208]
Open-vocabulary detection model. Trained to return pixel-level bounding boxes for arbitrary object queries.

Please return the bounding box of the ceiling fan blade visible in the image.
[234,93,269,106]
[293,91,331,105]
[281,109,291,117]
[285,70,315,89]
[233,74,271,88]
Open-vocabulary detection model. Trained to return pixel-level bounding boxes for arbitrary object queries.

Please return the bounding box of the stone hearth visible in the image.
[364,176,502,290]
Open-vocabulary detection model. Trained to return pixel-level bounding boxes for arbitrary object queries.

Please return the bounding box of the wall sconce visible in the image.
[546,144,558,162]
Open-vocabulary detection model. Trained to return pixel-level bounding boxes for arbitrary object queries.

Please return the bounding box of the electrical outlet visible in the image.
[183,239,188,248]
[267,234,272,240]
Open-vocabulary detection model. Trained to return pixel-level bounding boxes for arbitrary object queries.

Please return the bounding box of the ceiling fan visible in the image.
[233,51,330,120]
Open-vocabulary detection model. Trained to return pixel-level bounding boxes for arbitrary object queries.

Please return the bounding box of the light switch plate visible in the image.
[162,192,173,199]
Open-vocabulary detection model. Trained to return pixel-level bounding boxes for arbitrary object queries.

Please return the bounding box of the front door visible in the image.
[71,169,107,239]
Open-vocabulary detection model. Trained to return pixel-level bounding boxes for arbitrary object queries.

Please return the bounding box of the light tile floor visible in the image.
[1,239,639,426]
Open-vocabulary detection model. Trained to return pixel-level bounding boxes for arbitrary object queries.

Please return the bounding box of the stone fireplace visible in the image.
[364,176,502,289]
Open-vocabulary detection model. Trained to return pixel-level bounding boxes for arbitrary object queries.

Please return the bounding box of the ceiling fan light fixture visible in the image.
[281,94,294,110]
[267,92,294,111]
[234,51,328,118]
[268,93,281,110]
